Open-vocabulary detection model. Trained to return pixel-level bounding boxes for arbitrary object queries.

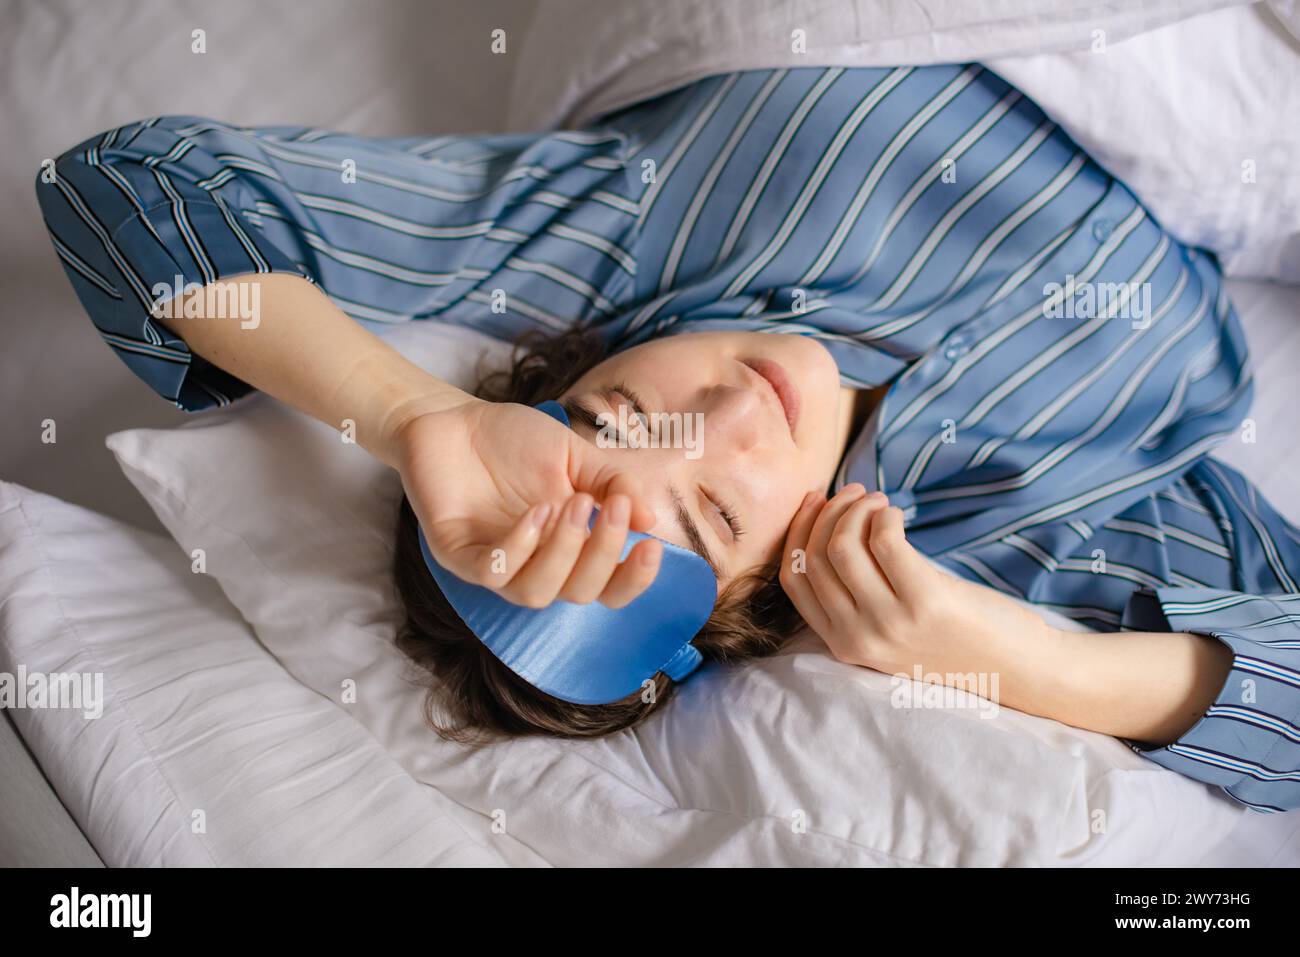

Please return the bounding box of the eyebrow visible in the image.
[559,396,723,578]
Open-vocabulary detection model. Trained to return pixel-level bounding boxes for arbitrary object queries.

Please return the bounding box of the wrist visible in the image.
[978,615,1082,720]
[938,573,1064,680]
[1017,625,1088,718]
[334,345,478,468]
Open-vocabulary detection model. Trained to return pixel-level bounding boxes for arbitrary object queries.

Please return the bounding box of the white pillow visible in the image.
[507,0,1242,130]
[988,1,1300,282]
[506,0,1298,283]
[104,319,1250,867]
[0,480,506,867]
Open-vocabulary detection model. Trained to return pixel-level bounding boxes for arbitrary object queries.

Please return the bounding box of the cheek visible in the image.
[774,330,836,380]
[656,347,718,383]
[749,467,811,535]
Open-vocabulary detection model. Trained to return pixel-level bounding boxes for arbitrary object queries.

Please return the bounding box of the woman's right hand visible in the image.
[141,272,661,609]
[394,398,665,609]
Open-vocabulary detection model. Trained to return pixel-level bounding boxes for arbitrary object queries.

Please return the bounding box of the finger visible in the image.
[558,494,632,603]
[568,439,657,532]
[826,493,893,607]
[804,484,868,619]
[598,538,664,608]
[601,469,657,532]
[471,501,554,587]
[779,491,832,633]
[867,505,935,604]
[504,492,595,607]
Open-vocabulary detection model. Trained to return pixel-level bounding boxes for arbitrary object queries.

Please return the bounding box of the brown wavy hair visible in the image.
[393,325,804,745]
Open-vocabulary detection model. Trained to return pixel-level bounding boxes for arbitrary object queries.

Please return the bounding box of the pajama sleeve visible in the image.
[1122,586,1300,812]
[35,119,311,411]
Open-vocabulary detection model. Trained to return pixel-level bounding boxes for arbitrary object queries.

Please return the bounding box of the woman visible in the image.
[37,64,1300,811]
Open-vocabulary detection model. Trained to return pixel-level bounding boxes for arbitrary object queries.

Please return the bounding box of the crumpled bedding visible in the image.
[507,0,1300,282]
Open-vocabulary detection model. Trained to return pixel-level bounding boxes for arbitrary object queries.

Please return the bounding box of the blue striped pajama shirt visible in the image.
[37,64,1300,813]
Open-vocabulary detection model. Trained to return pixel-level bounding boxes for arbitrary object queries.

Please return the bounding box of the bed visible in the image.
[3,0,1299,867]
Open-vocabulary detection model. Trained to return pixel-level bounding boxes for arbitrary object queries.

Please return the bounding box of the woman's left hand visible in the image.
[778,485,1055,678]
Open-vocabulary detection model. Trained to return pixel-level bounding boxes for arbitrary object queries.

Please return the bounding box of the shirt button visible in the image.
[1092,218,1114,242]
[943,337,971,360]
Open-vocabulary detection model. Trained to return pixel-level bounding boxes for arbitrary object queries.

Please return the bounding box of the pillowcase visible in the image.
[104,318,1249,867]
[506,0,1241,130]
[506,0,1298,283]
[0,479,506,866]
[987,1,1300,282]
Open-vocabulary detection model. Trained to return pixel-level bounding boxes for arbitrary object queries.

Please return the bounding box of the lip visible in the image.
[742,358,801,438]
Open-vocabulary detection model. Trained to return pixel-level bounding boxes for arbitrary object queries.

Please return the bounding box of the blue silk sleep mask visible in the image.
[415,400,718,706]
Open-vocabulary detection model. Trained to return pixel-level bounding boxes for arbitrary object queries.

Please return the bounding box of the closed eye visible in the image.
[608,381,650,429]
[560,389,645,441]
[702,486,743,541]
[559,388,732,578]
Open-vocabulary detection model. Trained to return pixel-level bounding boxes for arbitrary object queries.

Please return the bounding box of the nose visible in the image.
[699,382,766,454]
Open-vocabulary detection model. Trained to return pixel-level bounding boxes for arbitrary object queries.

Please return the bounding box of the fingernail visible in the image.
[533,503,552,527]
[640,539,662,565]
[606,495,629,525]
[569,494,593,526]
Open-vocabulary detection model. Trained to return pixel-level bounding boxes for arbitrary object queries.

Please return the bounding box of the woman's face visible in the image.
[559,331,852,589]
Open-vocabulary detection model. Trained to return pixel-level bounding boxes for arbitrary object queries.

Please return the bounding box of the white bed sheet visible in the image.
[0,481,509,867]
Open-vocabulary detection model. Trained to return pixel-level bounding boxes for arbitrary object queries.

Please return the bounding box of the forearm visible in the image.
[932,575,1234,745]
[1042,627,1234,745]
[152,273,475,467]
